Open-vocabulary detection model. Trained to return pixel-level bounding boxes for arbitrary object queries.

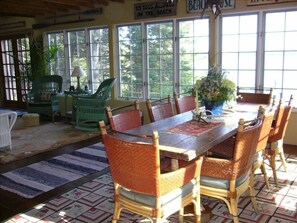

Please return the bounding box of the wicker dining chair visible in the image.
[200,117,262,223]
[236,87,273,105]
[208,106,275,189]
[105,100,142,132]
[251,106,275,189]
[99,121,203,223]
[265,96,293,184]
[146,95,174,122]
[173,92,196,114]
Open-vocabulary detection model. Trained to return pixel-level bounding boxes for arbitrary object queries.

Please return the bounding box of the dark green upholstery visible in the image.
[75,78,116,131]
[26,75,63,121]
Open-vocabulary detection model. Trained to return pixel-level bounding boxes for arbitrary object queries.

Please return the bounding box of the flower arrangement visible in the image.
[193,66,236,107]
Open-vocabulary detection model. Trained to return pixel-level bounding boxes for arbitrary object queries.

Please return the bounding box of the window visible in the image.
[263,10,297,101]
[117,24,143,99]
[116,17,209,100]
[178,18,209,93]
[47,27,109,93]
[147,21,174,98]
[221,9,297,106]
[221,14,258,88]
[47,32,65,86]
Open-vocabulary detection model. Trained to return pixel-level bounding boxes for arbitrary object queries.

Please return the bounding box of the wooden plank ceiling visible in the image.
[0,0,125,18]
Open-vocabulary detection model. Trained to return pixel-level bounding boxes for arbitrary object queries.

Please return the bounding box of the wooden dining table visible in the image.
[121,103,269,165]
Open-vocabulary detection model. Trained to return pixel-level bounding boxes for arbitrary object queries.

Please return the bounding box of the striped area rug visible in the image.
[0,142,108,199]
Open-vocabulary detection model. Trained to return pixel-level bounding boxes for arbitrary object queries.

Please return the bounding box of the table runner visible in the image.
[168,120,223,136]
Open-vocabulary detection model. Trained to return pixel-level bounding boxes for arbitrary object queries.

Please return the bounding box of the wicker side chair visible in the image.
[208,106,275,189]
[146,95,174,123]
[251,106,275,189]
[173,92,196,114]
[265,97,293,184]
[200,117,262,223]
[99,121,203,223]
[105,100,142,132]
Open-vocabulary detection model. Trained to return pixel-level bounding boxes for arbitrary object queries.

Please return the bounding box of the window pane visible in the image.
[265,52,283,69]
[265,33,285,51]
[238,53,256,69]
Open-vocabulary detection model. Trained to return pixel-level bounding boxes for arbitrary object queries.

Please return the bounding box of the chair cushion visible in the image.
[253,150,263,163]
[40,91,56,101]
[200,172,249,189]
[119,179,197,209]
[266,139,283,150]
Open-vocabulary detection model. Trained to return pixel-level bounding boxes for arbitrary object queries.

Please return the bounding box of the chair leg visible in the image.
[248,180,258,213]
[260,163,270,189]
[279,148,288,172]
[112,202,121,223]
[230,198,239,223]
[269,153,278,184]
[178,208,184,223]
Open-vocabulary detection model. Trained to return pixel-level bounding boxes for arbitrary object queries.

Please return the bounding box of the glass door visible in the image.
[0,34,31,109]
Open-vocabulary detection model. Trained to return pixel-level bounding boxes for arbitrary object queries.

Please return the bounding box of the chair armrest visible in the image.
[201,157,233,179]
[160,157,203,195]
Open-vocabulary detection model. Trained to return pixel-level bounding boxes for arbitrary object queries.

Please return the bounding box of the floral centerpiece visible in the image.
[193,66,236,112]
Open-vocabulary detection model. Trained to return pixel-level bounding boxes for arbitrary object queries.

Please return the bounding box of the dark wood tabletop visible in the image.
[121,103,266,162]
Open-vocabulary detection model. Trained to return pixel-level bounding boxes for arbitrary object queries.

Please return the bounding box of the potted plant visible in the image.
[193,66,236,113]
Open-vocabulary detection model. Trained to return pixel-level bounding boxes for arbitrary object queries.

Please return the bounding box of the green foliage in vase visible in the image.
[193,66,236,106]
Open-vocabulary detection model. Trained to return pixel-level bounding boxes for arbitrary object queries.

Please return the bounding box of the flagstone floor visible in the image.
[3,153,297,223]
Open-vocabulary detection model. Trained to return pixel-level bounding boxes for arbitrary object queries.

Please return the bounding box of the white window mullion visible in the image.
[143,23,148,100]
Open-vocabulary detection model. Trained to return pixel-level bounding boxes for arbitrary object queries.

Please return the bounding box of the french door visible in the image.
[0,34,31,109]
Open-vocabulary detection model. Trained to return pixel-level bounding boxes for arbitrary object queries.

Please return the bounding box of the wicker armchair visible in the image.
[74,78,116,131]
[200,117,262,223]
[146,95,174,122]
[26,75,62,121]
[173,92,196,114]
[265,97,293,184]
[105,100,142,132]
[99,121,203,223]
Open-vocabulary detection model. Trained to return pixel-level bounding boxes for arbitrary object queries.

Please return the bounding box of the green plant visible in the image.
[193,66,236,106]
[30,35,58,81]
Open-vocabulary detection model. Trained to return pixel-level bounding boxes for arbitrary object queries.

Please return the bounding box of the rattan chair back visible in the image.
[230,117,262,179]
[268,99,290,142]
[236,87,273,104]
[146,95,174,122]
[173,92,196,114]
[256,107,275,153]
[106,101,142,132]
